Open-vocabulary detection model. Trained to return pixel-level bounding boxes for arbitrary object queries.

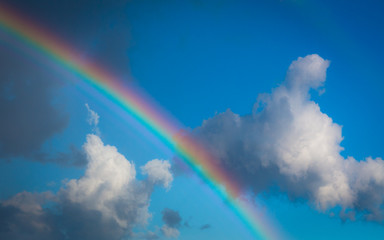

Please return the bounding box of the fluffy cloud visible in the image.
[161,225,179,238]
[62,134,145,229]
[142,160,173,189]
[194,54,384,220]
[162,208,182,228]
[0,134,173,240]
[160,208,182,238]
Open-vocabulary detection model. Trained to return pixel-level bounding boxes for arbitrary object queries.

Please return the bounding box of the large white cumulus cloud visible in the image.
[62,134,164,229]
[194,54,384,220]
[0,134,173,240]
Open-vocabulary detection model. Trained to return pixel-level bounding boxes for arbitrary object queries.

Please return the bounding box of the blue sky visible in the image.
[1,0,384,239]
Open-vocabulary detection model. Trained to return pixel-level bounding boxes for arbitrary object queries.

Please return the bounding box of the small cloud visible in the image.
[184,221,190,228]
[161,208,182,228]
[200,224,211,230]
[183,216,193,228]
[85,103,99,126]
[85,103,100,135]
[160,208,182,238]
[142,160,173,189]
[161,225,179,238]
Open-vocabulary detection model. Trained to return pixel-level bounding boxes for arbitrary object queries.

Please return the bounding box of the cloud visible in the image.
[193,54,384,221]
[161,225,179,238]
[59,134,174,239]
[85,103,100,135]
[142,231,159,240]
[141,160,173,189]
[35,104,103,167]
[33,144,87,167]
[0,134,174,240]
[0,39,88,167]
[184,220,190,228]
[200,224,211,230]
[161,208,182,228]
[85,103,100,126]
[0,45,69,160]
[61,134,145,229]
[161,208,181,238]
[0,191,62,240]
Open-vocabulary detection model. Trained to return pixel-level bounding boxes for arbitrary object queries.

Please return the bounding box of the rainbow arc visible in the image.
[0,4,280,239]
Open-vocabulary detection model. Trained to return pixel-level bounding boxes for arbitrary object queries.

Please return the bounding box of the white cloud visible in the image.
[194,54,384,219]
[62,134,139,227]
[85,103,99,126]
[85,103,100,135]
[161,225,180,238]
[141,159,173,189]
[1,133,174,239]
[60,134,174,229]
[285,54,329,92]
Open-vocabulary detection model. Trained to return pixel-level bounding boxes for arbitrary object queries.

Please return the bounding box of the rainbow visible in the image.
[0,4,280,239]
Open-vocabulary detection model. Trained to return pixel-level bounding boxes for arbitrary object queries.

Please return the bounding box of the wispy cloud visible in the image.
[85,103,100,135]
[200,224,211,230]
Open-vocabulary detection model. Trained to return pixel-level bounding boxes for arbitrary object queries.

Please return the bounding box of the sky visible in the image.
[1,0,384,239]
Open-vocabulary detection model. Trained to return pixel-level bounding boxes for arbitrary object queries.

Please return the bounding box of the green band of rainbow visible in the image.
[0,4,280,239]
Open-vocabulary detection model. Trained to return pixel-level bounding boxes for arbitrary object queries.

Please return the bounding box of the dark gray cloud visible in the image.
[3,0,132,80]
[0,45,69,160]
[0,134,174,240]
[0,36,88,166]
[160,208,182,238]
[58,201,127,240]
[0,192,63,240]
[200,224,211,230]
[161,208,182,228]
[33,145,87,167]
[193,54,384,222]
